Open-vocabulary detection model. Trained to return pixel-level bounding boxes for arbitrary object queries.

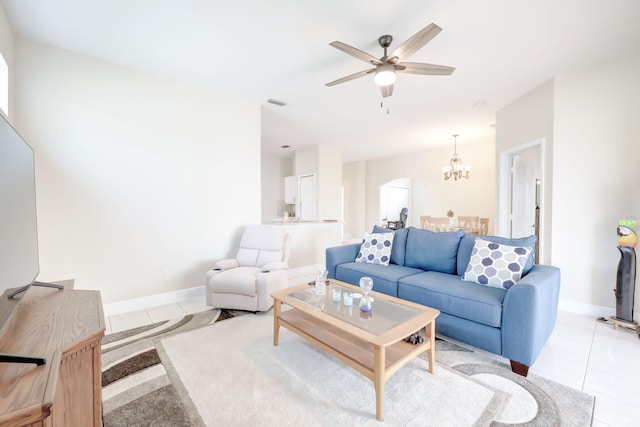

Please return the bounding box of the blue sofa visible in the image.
[325,226,561,376]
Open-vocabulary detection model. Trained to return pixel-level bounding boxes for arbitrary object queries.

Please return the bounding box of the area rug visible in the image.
[159,312,595,426]
[101,308,243,427]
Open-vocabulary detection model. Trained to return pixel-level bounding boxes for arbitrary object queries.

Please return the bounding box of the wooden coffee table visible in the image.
[272,279,440,421]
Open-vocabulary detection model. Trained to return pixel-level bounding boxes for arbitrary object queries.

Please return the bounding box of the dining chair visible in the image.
[458,215,480,230]
[479,218,490,235]
[422,216,450,231]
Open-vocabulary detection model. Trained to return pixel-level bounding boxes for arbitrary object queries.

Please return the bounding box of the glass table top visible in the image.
[286,282,424,336]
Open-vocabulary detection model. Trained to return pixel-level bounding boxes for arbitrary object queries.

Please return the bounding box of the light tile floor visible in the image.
[104,270,640,426]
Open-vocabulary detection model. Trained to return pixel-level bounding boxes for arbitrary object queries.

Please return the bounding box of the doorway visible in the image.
[498,139,545,262]
[379,178,411,226]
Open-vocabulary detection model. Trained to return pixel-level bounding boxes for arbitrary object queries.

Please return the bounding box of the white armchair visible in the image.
[206,225,291,312]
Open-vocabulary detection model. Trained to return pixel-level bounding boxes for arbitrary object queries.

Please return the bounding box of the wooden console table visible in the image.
[0,282,105,426]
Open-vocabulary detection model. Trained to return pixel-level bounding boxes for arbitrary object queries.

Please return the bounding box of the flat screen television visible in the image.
[0,114,40,301]
[0,113,61,365]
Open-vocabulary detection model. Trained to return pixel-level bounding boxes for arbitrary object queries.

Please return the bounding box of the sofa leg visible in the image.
[510,360,529,377]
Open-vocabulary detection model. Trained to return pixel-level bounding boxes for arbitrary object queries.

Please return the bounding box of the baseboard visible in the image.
[103,265,324,317]
[558,298,640,322]
[103,286,205,317]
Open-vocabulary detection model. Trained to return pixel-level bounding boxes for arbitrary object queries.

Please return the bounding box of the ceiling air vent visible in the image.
[267,98,287,107]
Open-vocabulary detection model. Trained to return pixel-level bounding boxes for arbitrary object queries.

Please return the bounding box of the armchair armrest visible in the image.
[501,264,561,367]
[325,243,360,279]
[262,261,289,271]
[256,269,288,311]
[215,259,239,270]
[206,259,239,281]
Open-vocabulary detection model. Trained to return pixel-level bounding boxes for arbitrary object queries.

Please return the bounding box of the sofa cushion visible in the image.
[404,227,465,274]
[462,238,532,289]
[398,271,507,328]
[355,231,394,266]
[373,225,408,266]
[335,262,423,297]
[456,234,537,276]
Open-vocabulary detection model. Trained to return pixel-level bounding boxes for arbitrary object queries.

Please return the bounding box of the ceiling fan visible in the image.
[325,23,455,98]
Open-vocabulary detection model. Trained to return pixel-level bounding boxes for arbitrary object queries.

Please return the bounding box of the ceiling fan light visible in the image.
[374,66,396,86]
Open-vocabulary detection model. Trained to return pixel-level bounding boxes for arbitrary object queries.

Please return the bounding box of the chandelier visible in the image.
[442,134,471,181]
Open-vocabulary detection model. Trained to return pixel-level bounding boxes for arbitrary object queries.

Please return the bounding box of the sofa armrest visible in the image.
[325,243,361,279]
[501,264,561,367]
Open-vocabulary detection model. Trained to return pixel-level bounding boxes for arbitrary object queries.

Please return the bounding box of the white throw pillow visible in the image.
[462,238,532,289]
[355,232,394,266]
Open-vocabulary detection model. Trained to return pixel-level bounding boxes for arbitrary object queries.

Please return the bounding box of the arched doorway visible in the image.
[379,178,411,226]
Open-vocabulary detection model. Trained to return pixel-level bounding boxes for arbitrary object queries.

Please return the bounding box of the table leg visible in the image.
[427,321,435,374]
[273,299,281,346]
[374,345,385,421]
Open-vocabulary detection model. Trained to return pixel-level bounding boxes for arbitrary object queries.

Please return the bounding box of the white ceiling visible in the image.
[3,0,639,162]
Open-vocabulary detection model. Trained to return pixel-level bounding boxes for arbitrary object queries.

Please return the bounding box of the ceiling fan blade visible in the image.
[388,23,442,61]
[329,41,383,65]
[397,62,455,75]
[380,84,394,98]
[325,68,376,87]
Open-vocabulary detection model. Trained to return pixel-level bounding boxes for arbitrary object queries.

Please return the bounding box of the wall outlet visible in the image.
[160,271,168,281]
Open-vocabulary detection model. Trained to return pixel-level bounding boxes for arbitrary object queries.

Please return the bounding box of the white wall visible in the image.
[13,39,261,304]
[358,138,496,234]
[294,144,342,222]
[261,152,293,222]
[552,58,640,311]
[496,79,554,263]
[342,161,366,240]
[496,59,640,315]
[317,144,342,221]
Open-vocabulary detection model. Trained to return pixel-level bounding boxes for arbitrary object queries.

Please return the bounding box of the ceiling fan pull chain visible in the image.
[380,99,391,115]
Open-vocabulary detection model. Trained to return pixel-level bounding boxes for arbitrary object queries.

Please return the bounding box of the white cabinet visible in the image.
[284,175,297,204]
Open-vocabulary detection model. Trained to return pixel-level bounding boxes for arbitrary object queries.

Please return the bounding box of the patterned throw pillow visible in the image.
[355,232,394,266]
[462,238,532,289]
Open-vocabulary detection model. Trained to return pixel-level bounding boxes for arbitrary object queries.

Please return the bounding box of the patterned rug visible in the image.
[161,313,596,426]
[101,308,244,427]
[103,310,595,426]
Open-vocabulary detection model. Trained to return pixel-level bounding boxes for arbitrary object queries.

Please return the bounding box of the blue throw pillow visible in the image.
[404,227,465,274]
[373,225,408,266]
[355,232,394,266]
[456,234,537,276]
[462,238,533,289]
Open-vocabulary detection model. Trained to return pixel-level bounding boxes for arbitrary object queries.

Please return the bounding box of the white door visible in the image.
[387,186,409,222]
[510,147,539,238]
[298,174,316,221]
